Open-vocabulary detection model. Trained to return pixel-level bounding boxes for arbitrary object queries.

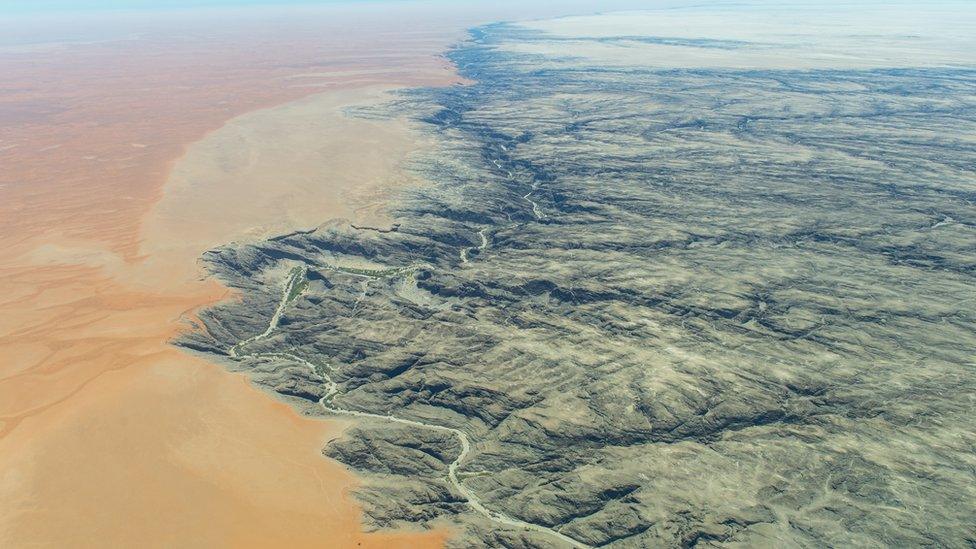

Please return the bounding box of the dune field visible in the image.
[0,5,462,546]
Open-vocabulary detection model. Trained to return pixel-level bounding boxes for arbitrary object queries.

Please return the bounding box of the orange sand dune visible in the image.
[0,5,464,260]
[0,261,446,548]
[0,4,467,547]
[0,1,632,544]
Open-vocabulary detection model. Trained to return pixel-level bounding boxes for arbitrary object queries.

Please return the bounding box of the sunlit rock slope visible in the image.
[181,4,976,547]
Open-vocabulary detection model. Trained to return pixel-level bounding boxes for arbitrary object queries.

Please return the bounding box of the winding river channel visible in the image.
[228,265,588,549]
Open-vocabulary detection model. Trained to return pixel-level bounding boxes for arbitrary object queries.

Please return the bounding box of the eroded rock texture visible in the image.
[181,16,976,549]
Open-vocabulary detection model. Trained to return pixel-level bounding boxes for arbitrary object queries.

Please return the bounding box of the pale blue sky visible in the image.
[4,0,969,16]
[0,0,399,12]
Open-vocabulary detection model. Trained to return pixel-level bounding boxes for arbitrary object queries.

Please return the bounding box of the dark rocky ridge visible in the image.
[180,20,976,548]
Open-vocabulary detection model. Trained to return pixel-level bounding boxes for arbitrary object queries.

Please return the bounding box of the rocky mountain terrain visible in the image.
[180,8,976,548]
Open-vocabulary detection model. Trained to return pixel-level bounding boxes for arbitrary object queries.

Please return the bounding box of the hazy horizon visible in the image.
[0,0,422,13]
[5,0,971,14]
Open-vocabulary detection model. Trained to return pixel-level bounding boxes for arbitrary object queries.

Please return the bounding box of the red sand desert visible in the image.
[0,5,465,547]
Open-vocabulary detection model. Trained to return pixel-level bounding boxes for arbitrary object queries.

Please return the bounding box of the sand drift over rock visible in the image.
[181,8,976,548]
